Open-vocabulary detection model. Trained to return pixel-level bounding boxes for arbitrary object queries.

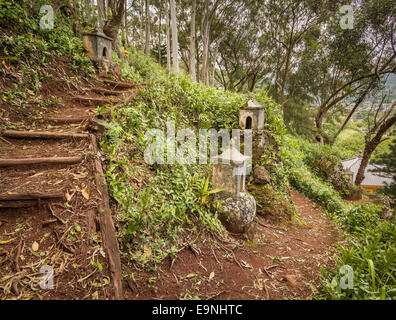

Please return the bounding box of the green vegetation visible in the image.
[371,140,396,204]
[333,124,395,160]
[101,50,246,267]
[284,136,395,300]
[0,1,93,95]
[1,0,394,301]
[105,50,396,299]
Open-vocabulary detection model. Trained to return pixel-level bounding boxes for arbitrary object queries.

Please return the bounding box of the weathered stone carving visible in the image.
[211,147,256,234]
[239,99,265,131]
[82,32,112,70]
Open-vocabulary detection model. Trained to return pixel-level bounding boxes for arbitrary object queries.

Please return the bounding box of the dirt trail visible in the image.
[0,75,136,299]
[125,190,342,300]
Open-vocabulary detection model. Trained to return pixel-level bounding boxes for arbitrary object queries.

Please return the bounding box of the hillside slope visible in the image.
[1,2,394,300]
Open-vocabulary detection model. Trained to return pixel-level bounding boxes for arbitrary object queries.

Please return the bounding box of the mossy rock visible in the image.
[217,193,256,234]
[248,184,294,223]
[313,153,356,199]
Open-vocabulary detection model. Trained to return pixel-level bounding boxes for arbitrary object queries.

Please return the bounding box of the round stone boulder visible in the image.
[253,166,271,184]
[218,192,256,234]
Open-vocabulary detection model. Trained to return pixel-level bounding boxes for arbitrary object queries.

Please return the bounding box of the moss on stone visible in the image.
[248,184,295,223]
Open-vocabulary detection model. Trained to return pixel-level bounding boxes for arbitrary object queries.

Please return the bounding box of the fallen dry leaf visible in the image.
[65,192,72,202]
[81,188,90,200]
[2,60,8,70]
[32,241,39,252]
[209,271,215,281]
[72,172,88,179]
[143,245,152,258]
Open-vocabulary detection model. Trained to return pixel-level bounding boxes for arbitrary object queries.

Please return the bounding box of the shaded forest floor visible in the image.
[124,191,343,300]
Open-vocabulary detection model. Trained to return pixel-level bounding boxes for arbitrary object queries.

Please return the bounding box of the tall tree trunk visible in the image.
[201,19,210,85]
[158,4,162,64]
[104,0,108,18]
[103,0,126,59]
[139,0,144,50]
[165,0,171,71]
[249,73,258,92]
[144,0,151,55]
[170,0,179,73]
[355,116,396,185]
[97,0,105,29]
[195,35,200,82]
[280,45,292,110]
[315,108,327,143]
[189,0,196,81]
[123,0,128,46]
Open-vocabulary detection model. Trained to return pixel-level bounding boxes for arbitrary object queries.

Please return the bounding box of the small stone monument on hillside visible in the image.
[82,32,113,70]
[211,147,256,234]
[239,98,265,131]
[239,98,269,164]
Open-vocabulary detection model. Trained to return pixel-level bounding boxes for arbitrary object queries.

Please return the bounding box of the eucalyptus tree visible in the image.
[165,0,171,70]
[103,0,126,58]
[355,99,395,186]
[170,0,180,73]
[312,0,396,143]
[144,0,151,54]
[189,0,197,81]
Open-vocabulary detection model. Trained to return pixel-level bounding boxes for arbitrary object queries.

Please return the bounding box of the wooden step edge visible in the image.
[2,130,89,140]
[0,199,39,209]
[91,87,128,96]
[101,79,137,88]
[72,96,113,102]
[90,134,123,299]
[0,192,64,201]
[72,96,115,107]
[0,156,83,167]
[42,116,91,124]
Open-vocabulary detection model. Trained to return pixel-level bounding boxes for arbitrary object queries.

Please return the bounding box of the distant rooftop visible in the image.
[342,156,394,187]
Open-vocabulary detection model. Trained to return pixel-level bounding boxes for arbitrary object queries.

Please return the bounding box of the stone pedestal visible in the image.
[217,192,256,234]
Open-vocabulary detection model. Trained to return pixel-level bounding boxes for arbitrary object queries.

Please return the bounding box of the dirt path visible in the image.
[125,190,342,300]
[0,74,137,299]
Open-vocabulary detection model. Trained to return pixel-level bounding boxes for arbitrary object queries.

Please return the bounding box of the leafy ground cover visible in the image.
[103,49,395,299]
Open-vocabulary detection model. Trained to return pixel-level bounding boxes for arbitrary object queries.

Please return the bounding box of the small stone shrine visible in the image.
[211,147,256,234]
[239,98,265,131]
[239,98,270,164]
[82,32,113,70]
